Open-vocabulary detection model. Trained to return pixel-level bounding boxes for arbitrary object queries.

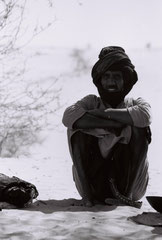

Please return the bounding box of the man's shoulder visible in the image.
[79,94,101,108]
[125,97,151,106]
[82,94,100,102]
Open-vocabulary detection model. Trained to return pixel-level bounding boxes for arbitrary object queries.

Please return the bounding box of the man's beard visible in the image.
[97,86,126,108]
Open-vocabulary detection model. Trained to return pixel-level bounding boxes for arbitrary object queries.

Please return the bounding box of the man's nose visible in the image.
[108,76,115,85]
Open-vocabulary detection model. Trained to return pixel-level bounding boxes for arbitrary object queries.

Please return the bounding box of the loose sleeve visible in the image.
[127,97,152,127]
[62,95,99,129]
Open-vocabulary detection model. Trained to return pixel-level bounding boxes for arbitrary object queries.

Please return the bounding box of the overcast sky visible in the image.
[27,0,162,49]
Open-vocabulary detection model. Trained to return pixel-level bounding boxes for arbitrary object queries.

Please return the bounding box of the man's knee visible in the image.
[71,131,85,144]
[71,131,89,152]
[131,126,150,145]
[71,131,96,159]
[129,127,150,156]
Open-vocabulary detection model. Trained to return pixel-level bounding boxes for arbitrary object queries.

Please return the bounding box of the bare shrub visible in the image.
[0,0,60,157]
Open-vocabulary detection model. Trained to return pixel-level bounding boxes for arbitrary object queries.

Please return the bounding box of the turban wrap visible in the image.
[91,46,138,107]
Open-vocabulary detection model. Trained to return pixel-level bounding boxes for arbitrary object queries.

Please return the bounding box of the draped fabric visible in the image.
[0,173,38,207]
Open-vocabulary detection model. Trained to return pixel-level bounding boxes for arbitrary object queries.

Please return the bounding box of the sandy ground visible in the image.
[0,131,161,240]
[0,47,162,239]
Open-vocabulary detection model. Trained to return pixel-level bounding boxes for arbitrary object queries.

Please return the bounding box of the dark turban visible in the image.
[91,46,138,107]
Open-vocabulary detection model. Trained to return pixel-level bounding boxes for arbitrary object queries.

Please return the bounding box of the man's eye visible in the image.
[114,74,121,79]
[103,74,110,79]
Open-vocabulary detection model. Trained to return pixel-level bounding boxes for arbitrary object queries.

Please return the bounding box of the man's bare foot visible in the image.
[82,198,93,207]
[70,199,93,207]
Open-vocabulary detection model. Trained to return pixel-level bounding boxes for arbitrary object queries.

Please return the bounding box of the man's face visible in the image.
[101,70,124,92]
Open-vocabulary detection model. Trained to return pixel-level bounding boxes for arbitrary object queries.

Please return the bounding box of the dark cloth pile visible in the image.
[0,173,38,208]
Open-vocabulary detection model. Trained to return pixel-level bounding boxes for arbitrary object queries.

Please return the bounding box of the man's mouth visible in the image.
[107,86,117,92]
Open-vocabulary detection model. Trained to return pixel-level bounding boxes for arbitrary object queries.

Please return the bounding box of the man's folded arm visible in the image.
[88,108,133,126]
[73,113,125,129]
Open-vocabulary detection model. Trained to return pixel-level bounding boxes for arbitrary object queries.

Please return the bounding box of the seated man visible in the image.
[62,46,152,207]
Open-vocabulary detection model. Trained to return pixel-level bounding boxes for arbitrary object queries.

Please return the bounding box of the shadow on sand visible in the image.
[0,198,117,214]
[25,198,117,213]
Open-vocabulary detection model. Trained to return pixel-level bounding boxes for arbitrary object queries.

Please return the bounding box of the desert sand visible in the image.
[0,148,161,240]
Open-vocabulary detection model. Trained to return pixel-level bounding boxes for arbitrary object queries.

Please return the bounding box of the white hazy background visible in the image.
[27,0,162,49]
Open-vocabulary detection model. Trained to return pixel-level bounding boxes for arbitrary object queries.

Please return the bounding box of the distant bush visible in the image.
[70,46,92,75]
